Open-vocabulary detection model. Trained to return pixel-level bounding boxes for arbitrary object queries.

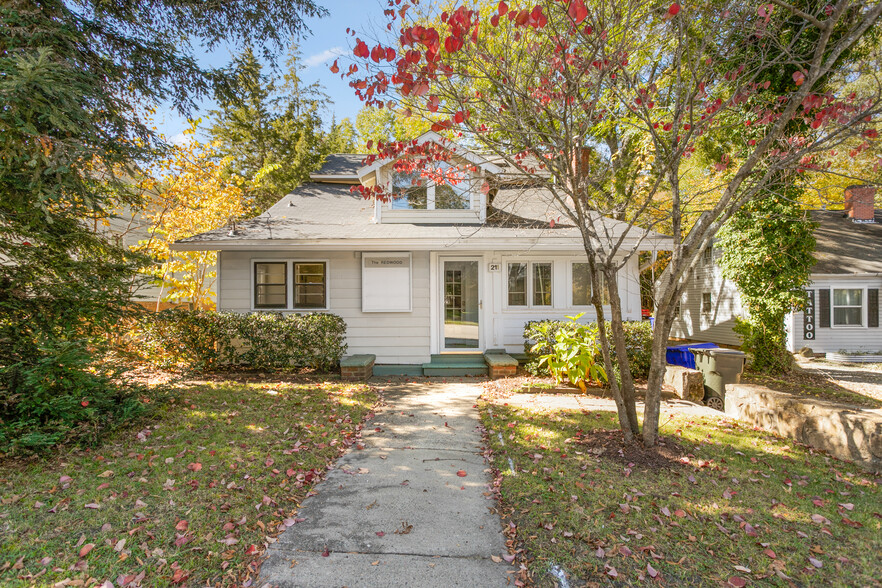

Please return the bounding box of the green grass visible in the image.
[481,403,882,587]
[0,379,377,587]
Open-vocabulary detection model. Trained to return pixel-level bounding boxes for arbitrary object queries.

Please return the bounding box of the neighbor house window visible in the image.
[572,262,610,305]
[507,261,552,307]
[702,246,713,266]
[390,162,471,210]
[833,288,862,326]
[533,263,552,306]
[294,262,327,309]
[701,292,712,315]
[507,263,527,306]
[254,262,287,309]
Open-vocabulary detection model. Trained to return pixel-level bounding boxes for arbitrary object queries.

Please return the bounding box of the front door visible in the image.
[442,259,481,351]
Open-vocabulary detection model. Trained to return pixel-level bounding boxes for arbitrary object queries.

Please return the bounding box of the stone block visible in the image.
[726,384,882,472]
[663,364,705,403]
[483,352,519,380]
[340,354,376,381]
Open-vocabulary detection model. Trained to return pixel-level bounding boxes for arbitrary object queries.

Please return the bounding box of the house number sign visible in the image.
[803,290,815,340]
[488,263,501,272]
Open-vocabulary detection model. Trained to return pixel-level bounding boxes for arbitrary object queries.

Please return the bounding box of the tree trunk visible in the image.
[593,310,637,444]
[642,311,673,446]
[603,268,640,438]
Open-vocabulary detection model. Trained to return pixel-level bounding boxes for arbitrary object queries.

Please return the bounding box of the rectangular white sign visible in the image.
[362,253,412,312]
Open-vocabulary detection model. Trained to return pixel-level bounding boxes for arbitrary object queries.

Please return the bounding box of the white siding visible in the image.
[787,276,882,353]
[482,252,643,354]
[219,250,432,364]
[669,246,744,346]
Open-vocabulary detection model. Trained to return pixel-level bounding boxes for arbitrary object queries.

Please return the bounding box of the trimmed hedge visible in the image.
[136,310,347,372]
[524,318,654,379]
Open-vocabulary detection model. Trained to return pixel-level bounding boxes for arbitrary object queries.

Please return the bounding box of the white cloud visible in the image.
[169,132,193,146]
[303,46,347,68]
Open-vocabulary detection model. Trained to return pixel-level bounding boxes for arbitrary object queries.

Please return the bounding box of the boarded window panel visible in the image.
[362,254,411,312]
[869,289,879,328]
[533,263,552,306]
[819,289,830,327]
[508,263,527,306]
[294,263,326,309]
[255,262,287,308]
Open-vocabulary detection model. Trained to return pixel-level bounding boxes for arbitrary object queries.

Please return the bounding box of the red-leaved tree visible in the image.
[340,0,882,445]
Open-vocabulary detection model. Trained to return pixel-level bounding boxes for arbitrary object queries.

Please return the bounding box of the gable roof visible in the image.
[812,209,882,274]
[172,181,671,252]
[355,131,503,187]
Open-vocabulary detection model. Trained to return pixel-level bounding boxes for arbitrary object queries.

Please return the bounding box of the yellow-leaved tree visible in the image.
[138,125,246,309]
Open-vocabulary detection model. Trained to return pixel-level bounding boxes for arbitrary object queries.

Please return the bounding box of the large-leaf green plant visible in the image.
[530,314,606,392]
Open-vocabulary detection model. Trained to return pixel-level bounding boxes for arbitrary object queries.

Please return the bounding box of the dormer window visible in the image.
[390,162,471,210]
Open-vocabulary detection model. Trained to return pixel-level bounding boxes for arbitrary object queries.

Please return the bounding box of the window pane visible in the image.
[834,307,862,326]
[702,292,712,314]
[572,263,591,306]
[391,170,428,209]
[507,263,526,306]
[533,263,552,306]
[833,289,862,306]
[255,262,286,308]
[256,262,286,285]
[434,183,469,209]
[294,263,325,309]
[257,285,286,307]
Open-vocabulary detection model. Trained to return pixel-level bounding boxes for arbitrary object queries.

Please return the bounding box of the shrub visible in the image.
[136,310,348,372]
[524,318,654,380]
[529,315,606,390]
[0,343,154,455]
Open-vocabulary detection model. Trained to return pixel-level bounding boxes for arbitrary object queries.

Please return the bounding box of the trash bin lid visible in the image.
[707,348,746,357]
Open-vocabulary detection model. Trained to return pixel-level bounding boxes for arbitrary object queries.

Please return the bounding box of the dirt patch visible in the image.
[571,428,688,471]
[743,366,882,409]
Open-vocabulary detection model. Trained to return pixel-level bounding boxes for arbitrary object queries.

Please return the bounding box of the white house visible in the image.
[172,133,671,372]
[671,186,881,354]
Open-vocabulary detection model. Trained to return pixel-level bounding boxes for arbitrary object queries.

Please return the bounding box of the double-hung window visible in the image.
[571,262,610,306]
[254,262,287,309]
[507,262,552,307]
[832,288,862,326]
[293,263,327,309]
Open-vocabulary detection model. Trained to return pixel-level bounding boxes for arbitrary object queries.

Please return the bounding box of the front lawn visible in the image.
[0,379,377,587]
[481,402,881,586]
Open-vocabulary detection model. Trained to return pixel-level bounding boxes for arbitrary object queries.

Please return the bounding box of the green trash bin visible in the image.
[690,348,747,411]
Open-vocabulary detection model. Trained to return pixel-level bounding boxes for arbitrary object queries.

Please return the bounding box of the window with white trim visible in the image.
[571,262,610,306]
[390,161,471,210]
[507,261,552,307]
[702,245,713,266]
[833,288,862,326]
[253,261,328,310]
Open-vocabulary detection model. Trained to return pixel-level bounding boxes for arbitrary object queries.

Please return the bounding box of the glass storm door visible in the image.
[443,260,480,350]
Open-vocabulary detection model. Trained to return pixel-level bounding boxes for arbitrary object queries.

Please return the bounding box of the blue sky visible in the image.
[156,0,389,143]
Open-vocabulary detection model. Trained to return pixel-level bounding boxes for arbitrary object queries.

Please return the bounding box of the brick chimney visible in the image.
[843,185,876,223]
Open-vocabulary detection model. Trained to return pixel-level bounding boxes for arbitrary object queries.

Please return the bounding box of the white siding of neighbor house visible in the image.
[219,248,645,363]
[786,276,882,353]
[669,246,744,347]
[218,250,432,364]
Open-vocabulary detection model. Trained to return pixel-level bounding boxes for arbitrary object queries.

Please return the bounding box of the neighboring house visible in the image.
[671,186,881,353]
[171,132,671,368]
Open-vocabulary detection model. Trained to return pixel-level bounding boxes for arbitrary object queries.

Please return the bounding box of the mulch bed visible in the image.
[572,428,688,471]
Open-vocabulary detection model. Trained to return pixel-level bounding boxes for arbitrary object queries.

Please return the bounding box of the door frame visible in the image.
[436,255,484,353]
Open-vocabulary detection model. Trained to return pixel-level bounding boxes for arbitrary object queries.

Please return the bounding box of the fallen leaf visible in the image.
[98,470,114,478]
[321,547,330,557]
[502,553,516,563]
[728,577,747,588]
[647,563,658,578]
[375,531,385,537]
[79,544,95,557]
[187,463,202,472]
[808,556,823,568]
[491,555,502,563]
[175,520,188,531]
[84,503,100,509]
[456,470,467,477]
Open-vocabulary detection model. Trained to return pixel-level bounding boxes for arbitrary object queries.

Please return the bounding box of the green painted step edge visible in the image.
[372,364,424,377]
[422,367,488,377]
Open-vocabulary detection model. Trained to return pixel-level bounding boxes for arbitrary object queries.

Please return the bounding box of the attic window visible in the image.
[390,162,471,210]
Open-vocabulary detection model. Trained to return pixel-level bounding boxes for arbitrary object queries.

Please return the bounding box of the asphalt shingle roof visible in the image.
[811,210,882,274]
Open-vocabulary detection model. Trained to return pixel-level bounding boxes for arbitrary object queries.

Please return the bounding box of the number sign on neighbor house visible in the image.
[803,290,815,341]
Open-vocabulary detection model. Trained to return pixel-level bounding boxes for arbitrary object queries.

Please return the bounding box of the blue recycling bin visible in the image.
[665,342,718,370]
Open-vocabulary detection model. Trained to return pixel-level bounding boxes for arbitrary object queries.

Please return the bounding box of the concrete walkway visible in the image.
[258,381,508,588]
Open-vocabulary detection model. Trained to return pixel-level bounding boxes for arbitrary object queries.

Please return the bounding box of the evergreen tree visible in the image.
[0,0,324,451]
[209,47,332,212]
